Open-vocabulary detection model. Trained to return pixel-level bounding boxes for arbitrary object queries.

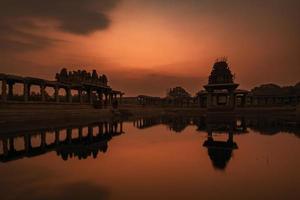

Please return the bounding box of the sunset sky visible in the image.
[0,0,299,96]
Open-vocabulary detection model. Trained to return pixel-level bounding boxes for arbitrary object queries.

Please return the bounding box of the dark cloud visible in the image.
[0,0,120,52]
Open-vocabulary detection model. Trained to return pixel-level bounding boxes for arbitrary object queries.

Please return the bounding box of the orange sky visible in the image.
[0,0,299,96]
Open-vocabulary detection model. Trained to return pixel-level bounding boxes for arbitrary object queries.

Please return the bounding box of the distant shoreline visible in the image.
[0,103,299,133]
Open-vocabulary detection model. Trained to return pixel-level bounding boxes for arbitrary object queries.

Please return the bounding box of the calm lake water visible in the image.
[0,115,300,200]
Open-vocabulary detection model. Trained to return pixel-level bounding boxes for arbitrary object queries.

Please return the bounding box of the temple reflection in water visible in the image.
[197,115,247,170]
[0,121,124,162]
[133,114,299,170]
[1,115,299,171]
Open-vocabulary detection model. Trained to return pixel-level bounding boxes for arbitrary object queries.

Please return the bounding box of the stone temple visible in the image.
[198,59,248,110]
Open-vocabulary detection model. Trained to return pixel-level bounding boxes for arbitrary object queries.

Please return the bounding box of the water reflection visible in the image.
[133,114,300,137]
[1,114,300,169]
[199,116,245,170]
[133,114,300,171]
[0,114,300,200]
[0,121,124,162]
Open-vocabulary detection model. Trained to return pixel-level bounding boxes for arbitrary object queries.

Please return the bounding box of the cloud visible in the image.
[0,0,120,52]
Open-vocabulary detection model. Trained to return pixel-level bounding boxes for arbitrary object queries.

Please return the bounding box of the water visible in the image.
[0,115,300,200]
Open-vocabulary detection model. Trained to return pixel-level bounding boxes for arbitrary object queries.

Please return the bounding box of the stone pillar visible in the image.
[1,79,7,101]
[120,122,123,133]
[8,82,14,99]
[24,134,31,152]
[229,91,235,109]
[104,122,108,134]
[241,95,246,107]
[98,91,103,104]
[66,88,72,103]
[104,93,108,107]
[109,93,113,105]
[88,89,93,104]
[2,139,8,156]
[23,82,29,102]
[207,93,212,108]
[78,89,83,104]
[120,94,123,104]
[54,86,59,103]
[40,84,46,102]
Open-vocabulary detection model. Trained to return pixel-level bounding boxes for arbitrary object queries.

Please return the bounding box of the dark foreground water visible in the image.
[0,115,300,200]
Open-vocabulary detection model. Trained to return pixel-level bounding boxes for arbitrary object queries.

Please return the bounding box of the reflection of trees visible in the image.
[134,115,196,133]
[246,117,300,137]
[162,116,191,133]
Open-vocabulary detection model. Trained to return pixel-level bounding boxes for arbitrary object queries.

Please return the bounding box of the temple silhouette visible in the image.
[123,60,300,109]
[1,60,299,110]
[0,69,124,107]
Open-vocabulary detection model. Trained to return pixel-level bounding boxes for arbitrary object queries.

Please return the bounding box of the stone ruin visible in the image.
[55,68,108,86]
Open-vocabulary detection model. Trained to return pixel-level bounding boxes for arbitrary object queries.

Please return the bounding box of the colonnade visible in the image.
[246,95,300,106]
[0,74,123,105]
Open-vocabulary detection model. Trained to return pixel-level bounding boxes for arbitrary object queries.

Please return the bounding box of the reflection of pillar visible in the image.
[120,122,123,133]
[23,82,29,102]
[9,137,15,152]
[67,128,72,143]
[104,122,108,134]
[55,130,60,145]
[207,128,213,142]
[1,79,7,101]
[55,86,59,103]
[41,132,46,148]
[40,84,46,102]
[2,139,8,156]
[88,126,93,139]
[24,134,31,152]
[113,123,118,133]
[99,123,103,135]
[228,130,234,143]
[78,127,83,140]
[8,82,13,98]
[109,123,113,133]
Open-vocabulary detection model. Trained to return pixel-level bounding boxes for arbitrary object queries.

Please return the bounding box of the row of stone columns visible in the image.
[1,79,123,105]
[246,96,300,106]
[205,92,247,109]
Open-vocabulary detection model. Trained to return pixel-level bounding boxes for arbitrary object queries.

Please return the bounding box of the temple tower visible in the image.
[204,59,239,110]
